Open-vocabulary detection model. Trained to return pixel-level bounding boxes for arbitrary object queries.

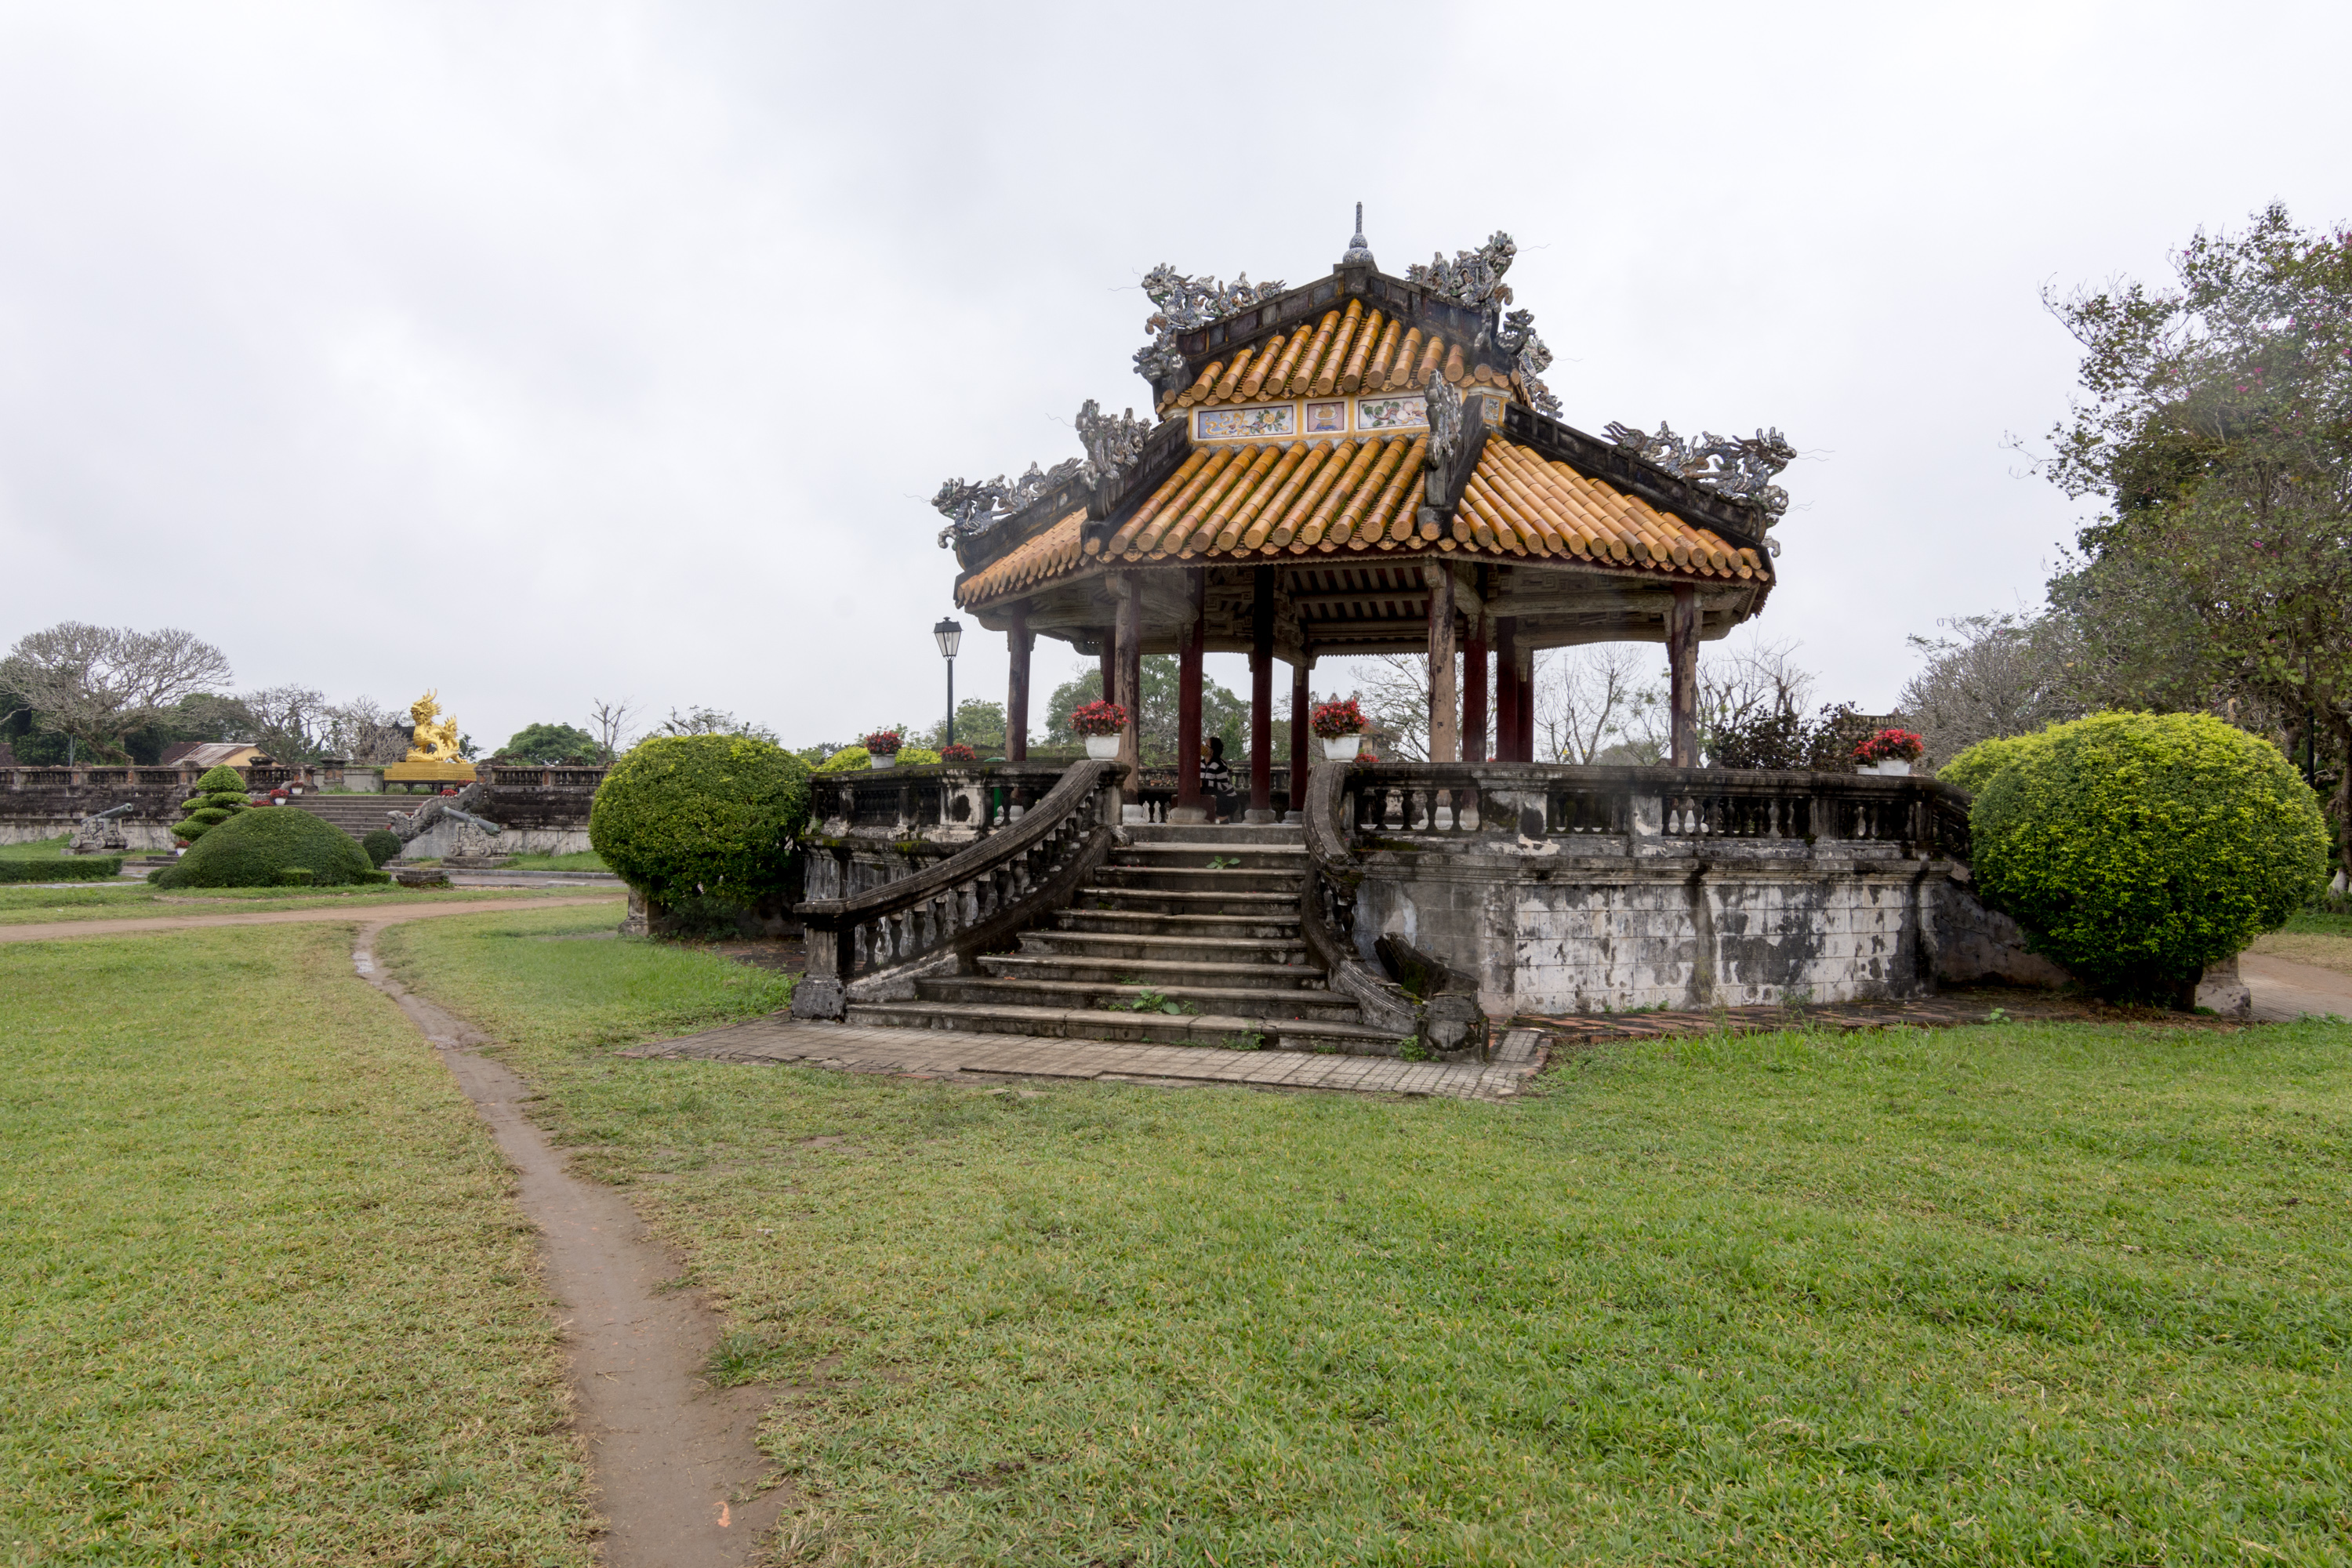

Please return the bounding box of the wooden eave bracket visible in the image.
[1415,419,1490,539]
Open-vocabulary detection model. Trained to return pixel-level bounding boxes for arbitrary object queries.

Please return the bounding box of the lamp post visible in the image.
[934,617,963,748]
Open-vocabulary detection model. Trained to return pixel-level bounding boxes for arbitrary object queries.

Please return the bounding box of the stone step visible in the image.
[289,797,413,836]
[844,1000,1406,1055]
[916,976,1360,1022]
[1019,929,1310,964]
[978,953,1326,992]
[1053,908,1301,939]
[1125,822,1302,846]
[1108,843,1307,872]
[1066,887,1298,918]
[1086,865,1301,894]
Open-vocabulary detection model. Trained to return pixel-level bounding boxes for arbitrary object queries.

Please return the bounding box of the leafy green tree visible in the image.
[2033,205,2352,878]
[589,734,810,925]
[924,699,1007,753]
[499,722,599,763]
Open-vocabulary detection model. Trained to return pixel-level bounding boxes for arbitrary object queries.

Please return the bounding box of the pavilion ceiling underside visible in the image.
[951,434,1768,610]
[1161,299,1512,413]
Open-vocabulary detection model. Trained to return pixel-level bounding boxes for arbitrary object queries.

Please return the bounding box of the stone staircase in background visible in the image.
[848,821,1404,1054]
[288,794,417,839]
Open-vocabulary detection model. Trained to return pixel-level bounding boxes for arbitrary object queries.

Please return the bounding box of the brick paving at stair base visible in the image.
[1518,987,2265,1047]
[620,1018,1544,1102]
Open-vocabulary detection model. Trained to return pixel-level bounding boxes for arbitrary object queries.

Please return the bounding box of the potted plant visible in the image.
[862,729,905,769]
[1311,697,1371,760]
[938,742,978,764]
[268,786,290,806]
[1853,728,1926,777]
[1069,699,1127,760]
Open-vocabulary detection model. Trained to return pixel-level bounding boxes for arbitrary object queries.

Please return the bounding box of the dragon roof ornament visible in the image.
[1131,263,1285,385]
[1424,370,1467,470]
[935,401,1160,549]
[1604,421,1796,541]
[1409,230,1560,416]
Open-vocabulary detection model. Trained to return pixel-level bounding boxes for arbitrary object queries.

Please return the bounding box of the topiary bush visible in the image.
[589,733,811,916]
[361,828,402,868]
[815,746,869,772]
[172,764,252,844]
[1971,711,2328,1001]
[1938,733,2042,794]
[153,805,377,888]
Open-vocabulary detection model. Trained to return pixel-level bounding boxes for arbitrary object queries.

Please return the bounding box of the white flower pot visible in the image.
[869,753,896,769]
[1322,735,1366,761]
[1859,760,1913,777]
[1085,735,1120,760]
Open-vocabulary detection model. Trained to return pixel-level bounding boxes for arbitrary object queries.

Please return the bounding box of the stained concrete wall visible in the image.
[1353,841,2058,1016]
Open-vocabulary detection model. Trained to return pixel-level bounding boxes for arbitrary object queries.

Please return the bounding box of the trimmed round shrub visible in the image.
[361,828,402,868]
[172,764,254,844]
[896,746,942,768]
[1938,733,2041,794]
[589,734,811,909]
[815,746,869,772]
[154,805,376,888]
[1972,711,2328,1000]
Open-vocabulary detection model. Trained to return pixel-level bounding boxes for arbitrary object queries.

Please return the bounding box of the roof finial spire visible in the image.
[1341,202,1374,267]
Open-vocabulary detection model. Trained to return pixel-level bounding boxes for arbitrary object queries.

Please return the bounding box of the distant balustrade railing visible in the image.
[1340,762,1971,861]
[3,761,615,802]
[792,759,1124,1018]
[809,761,1073,839]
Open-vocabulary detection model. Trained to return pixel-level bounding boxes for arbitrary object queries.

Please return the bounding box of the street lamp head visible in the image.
[933,617,963,659]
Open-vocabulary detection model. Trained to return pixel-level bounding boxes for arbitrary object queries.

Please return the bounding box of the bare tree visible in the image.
[0,622,233,761]
[323,695,413,763]
[1898,612,2084,768]
[656,705,779,745]
[1341,654,1434,760]
[1534,645,1663,763]
[240,684,333,761]
[587,696,638,763]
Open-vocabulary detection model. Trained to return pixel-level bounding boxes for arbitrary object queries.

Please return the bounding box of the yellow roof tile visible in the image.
[1162,308,1501,412]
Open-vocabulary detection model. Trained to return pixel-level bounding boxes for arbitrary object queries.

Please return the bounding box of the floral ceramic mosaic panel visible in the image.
[1304,400,1346,434]
[1196,404,1294,439]
[1356,394,1427,430]
[1479,394,1504,425]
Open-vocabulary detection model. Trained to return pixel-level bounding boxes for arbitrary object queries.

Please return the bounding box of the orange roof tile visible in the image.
[954,440,1767,607]
[953,508,1086,606]
[1163,305,1494,412]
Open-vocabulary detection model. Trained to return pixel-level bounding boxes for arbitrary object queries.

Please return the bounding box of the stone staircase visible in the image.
[289,794,418,838]
[848,821,1405,1054]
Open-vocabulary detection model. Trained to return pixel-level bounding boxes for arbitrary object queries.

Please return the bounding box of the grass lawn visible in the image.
[0,923,596,1564]
[497,850,609,873]
[386,904,2352,1566]
[0,883,617,927]
[0,834,72,859]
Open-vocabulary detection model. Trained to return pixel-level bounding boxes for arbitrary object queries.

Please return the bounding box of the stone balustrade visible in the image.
[793,760,1125,1019]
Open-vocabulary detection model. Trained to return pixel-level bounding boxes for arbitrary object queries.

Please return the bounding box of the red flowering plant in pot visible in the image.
[861,728,905,768]
[938,742,978,764]
[1069,699,1127,760]
[1853,728,1926,775]
[1310,697,1371,760]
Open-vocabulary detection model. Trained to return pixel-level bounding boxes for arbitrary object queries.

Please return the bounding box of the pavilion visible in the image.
[937,213,1791,822]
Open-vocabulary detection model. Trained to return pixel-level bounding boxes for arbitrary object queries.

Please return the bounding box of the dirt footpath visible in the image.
[0,895,622,944]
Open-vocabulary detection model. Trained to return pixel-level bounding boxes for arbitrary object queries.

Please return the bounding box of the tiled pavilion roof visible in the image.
[938,227,1786,652]
[955,435,1764,607]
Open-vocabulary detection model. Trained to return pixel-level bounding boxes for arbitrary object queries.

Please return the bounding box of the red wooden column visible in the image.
[1515,641,1536,761]
[1097,634,1116,710]
[1174,568,1207,822]
[1494,617,1521,761]
[1461,615,1488,764]
[1115,575,1142,801]
[1426,566,1458,763]
[1248,567,1274,821]
[1005,608,1032,763]
[1667,584,1700,768]
[1287,654,1311,819]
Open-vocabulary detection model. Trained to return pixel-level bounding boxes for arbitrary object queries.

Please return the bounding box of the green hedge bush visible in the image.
[153,806,376,889]
[172,764,253,844]
[1937,733,2042,794]
[361,829,402,868]
[589,734,810,912]
[815,746,869,772]
[1972,712,2328,1000]
[0,857,122,884]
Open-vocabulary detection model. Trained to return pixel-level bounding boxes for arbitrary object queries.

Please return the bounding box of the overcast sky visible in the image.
[3,2,2347,752]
